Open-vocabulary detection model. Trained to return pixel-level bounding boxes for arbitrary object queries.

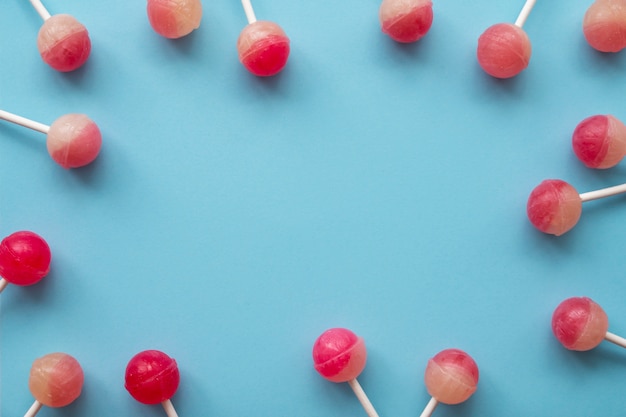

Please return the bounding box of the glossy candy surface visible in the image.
[379,0,433,43]
[424,348,478,405]
[47,114,102,169]
[147,0,202,39]
[477,23,531,79]
[237,21,290,77]
[125,350,180,404]
[29,353,84,407]
[526,180,582,236]
[583,0,626,52]
[37,14,91,72]
[552,297,608,351]
[312,328,367,383]
[0,231,51,286]
[572,115,626,169]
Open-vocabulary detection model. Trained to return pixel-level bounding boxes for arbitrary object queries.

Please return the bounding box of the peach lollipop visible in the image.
[312,328,380,417]
[0,231,51,294]
[379,0,434,43]
[583,0,626,53]
[147,0,203,39]
[572,114,626,169]
[0,109,102,169]
[476,0,536,78]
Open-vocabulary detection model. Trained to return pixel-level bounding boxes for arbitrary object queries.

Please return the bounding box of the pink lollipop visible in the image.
[552,297,626,351]
[527,179,626,236]
[25,352,84,417]
[379,0,434,43]
[29,0,91,72]
[312,328,380,417]
[147,0,203,39]
[572,114,626,169]
[420,349,479,417]
[237,0,290,77]
[476,0,536,78]
[125,350,181,417]
[0,109,102,169]
[0,231,51,294]
[583,0,626,53]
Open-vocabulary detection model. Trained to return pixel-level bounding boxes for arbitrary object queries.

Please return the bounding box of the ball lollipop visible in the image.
[526,179,626,235]
[29,0,91,72]
[312,328,380,417]
[552,297,626,351]
[572,114,626,169]
[476,0,536,78]
[419,349,479,417]
[583,0,626,53]
[379,0,434,43]
[147,0,203,39]
[237,0,290,77]
[24,352,84,417]
[125,350,181,417]
[0,109,101,169]
[0,231,51,294]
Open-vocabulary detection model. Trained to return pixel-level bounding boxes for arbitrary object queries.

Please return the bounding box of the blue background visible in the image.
[2,1,626,416]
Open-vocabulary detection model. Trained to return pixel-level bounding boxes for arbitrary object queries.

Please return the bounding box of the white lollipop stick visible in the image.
[28,0,51,21]
[605,331,626,349]
[162,399,179,417]
[0,278,9,294]
[0,110,49,134]
[580,183,626,202]
[241,0,257,24]
[347,379,380,417]
[419,397,439,417]
[514,0,537,28]
[23,400,43,417]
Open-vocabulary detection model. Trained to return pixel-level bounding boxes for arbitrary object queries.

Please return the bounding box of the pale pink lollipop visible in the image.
[420,349,479,417]
[0,109,101,169]
[30,0,91,72]
[527,179,626,235]
[476,0,536,78]
[583,0,626,53]
[572,114,626,169]
[379,0,434,43]
[552,297,626,351]
[147,0,203,39]
[312,328,380,417]
[25,352,84,417]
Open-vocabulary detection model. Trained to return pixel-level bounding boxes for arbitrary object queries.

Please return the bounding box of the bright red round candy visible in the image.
[312,328,367,383]
[237,21,290,77]
[125,350,180,405]
[572,114,626,169]
[379,0,434,43]
[477,23,531,79]
[0,231,51,286]
[526,180,582,236]
[552,297,608,351]
[37,14,91,72]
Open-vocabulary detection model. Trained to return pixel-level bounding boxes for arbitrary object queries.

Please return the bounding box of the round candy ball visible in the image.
[312,328,367,383]
[424,348,479,405]
[29,353,84,408]
[572,114,626,169]
[125,350,180,405]
[379,0,433,43]
[526,180,582,236]
[47,114,102,169]
[37,14,91,72]
[583,0,626,53]
[0,231,51,286]
[237,21,290,77]
[552,297,608,351]
[147,0,203,39]
[477,23,531,79]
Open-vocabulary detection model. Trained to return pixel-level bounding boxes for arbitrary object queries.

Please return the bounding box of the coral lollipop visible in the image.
[552,297,626,351]
[527,179,626,235]
[572,114,626,169]
[146,0,203,39]
[419,349,479,417]
[379,0,434,43]
[29,0,91,72]
[476,0,536,78]
[583,0,626,53]
[125,350,181,417]
[0,231,51,294]
[237,0,290,77]
[0,109,101,169]
[24,353,84,417]
[312,328,380,417]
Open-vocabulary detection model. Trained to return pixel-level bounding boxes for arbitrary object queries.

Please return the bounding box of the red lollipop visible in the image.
[379,0,434,43]
[312,328,380,417]
[0,231,51,294]
[125,350,181,417]
[583,0,626,53]
[572,114,626,169]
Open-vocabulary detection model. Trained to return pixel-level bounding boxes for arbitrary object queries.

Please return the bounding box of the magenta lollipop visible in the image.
[379,0,434,43]
[0,231,51,295]
[146,0,203,39]
[583,0,626,53]
[572,114,626,169]
[476,0,536,79]
[29,0,91,72]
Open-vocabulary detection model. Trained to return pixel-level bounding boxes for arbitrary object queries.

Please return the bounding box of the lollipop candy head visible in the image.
[379,0,434,43]
[583,0,626,53]
[125,350,180,404]
[147,0,203,39]
[424,348,478,405]
[572,115,626,169]
[312,328,367,383]
[29,352,84,407]
[527,180,582,236]
[0,231,51,286]
[552,297,608,351]
[237,21,290,77]
[477,23,531,79]
[37,14,91,72]
[47,114,102,169]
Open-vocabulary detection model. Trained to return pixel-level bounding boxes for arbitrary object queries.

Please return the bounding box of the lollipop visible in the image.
[379,0,434,43]
[552,297,626,351]
[125,350,181,417]
[237,0,290,77]
[0,231,51,294]
[476,0,536,78]
[420,349,479,417]
[29,0,91,72]
[24,352,84,417]
[526,179,626,235]
[583,0,626,53]
[0,109,101,169]
[312,328,380,417]
[146,0,203,39]
[572,114,626,169]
